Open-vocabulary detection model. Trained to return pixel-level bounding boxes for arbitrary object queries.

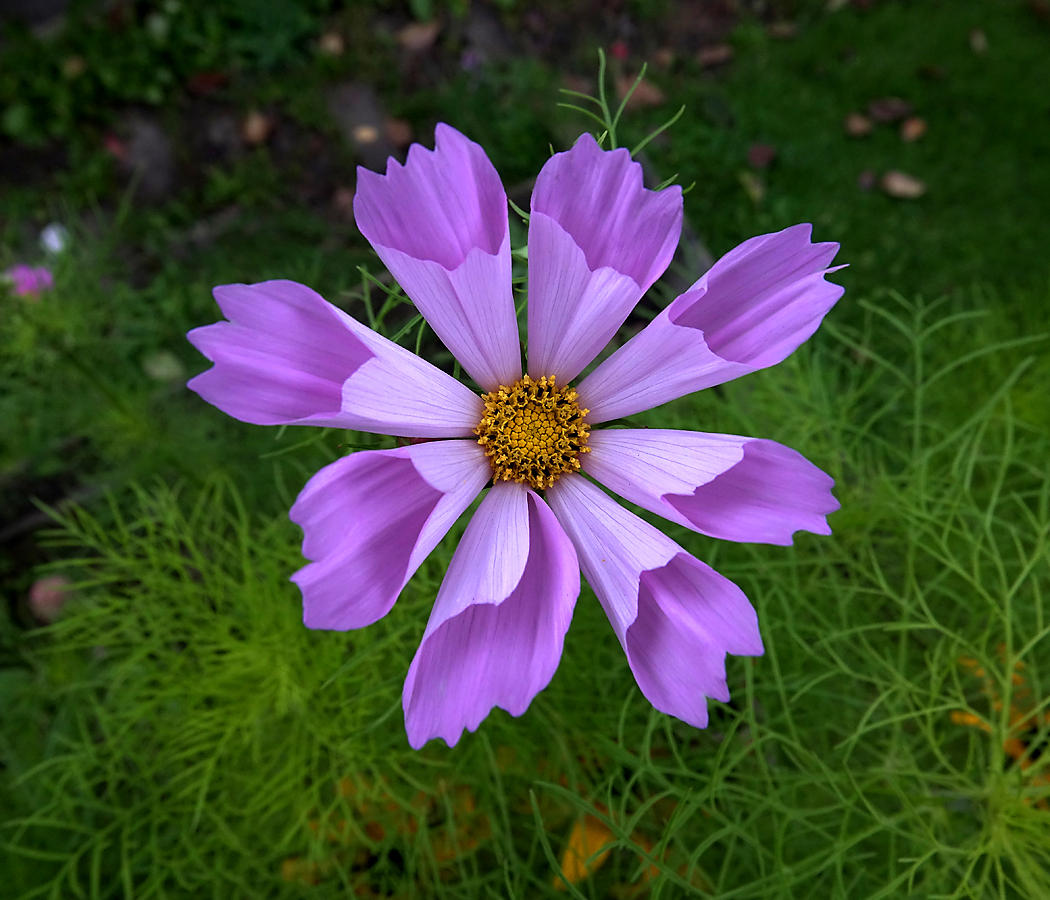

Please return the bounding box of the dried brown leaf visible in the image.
[844,112,874,137]
[616,76,665,110]
[397,20,441,52]
[899,116,927,142]
[697,43,734,68]
[881,170,926,199]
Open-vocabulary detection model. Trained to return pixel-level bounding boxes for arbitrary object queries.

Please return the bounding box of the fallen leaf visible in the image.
[241,110,273,145]
[352,123,381,144]
[766,21,798,39]
[880,170,926,199]
[318,31,344,56]
[747,143,777,168]
[697,43,734,68]
[616,76,665,110]
[652,47,675,68]
[397,20,441,52]
[899,116,927,142]
[384,117,413,147]
[867,97,912,123]
[844,112,873,137]
[555,815,615,889]
[63,55,86,78]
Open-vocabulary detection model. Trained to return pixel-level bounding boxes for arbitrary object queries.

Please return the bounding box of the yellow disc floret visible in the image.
[475,375,590,490]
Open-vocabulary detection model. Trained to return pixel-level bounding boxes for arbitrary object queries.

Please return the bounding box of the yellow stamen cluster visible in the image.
[475,375,590,490]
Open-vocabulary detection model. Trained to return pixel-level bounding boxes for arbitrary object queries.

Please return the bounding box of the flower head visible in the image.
[187,124,843,748]
[3,263,53,299]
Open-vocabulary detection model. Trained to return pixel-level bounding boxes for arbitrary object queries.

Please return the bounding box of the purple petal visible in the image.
[583,430,838,545]
[290,440,490,630]
[530,133,682,288]
[527,134,682,382]
[665,439,838,544]
[403,483,579,748]
[545,473,761,728]
[576,305,737,424]
[187,280,483,436]
[187,280,371,426]
[630,553,763,728]
[337,309,485,436]
[545,473,678,645]
[525,212,641,384]
[672,224,843,369]
[578,224,843,423]
[354,123,520,391]
[3,263,53,297]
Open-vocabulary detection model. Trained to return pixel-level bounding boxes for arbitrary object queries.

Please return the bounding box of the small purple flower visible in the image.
[187,125,843,748]
[3,264,53,299]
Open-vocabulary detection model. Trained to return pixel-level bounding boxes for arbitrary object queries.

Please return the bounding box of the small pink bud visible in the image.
[29,575,73,623]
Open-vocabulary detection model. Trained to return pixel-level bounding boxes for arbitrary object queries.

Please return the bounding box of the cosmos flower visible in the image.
[2,263,53,299]
[187,124,843,748]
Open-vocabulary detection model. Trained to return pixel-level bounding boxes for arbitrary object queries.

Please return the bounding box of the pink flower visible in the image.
[29,575,73,623]
[3,264,53,299]
[187,125,843,748]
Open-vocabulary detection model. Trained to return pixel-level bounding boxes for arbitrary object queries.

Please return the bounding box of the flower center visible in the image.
[475,375,590,490]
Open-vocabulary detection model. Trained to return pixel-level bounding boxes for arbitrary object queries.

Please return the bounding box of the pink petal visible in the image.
[524,212,641,384]
[530,133,682,288]
[630,553,763,728]
[354,123,520,391]
[672,224,843,369]
[583,430,838,545]
[576,304,738,424]
[546,474,679,646]
[187,280,483,436]
[527,134,682,382]
[290,440,490,630]
[337,309,485,436]
[3,263,53,297]
[665,439,838,544]
[579,224,843,423]
[545,473,761,728]
[403,483,579,748]
[187,280,370,426]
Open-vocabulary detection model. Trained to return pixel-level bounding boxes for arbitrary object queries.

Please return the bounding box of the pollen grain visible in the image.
[475,375,590,490]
